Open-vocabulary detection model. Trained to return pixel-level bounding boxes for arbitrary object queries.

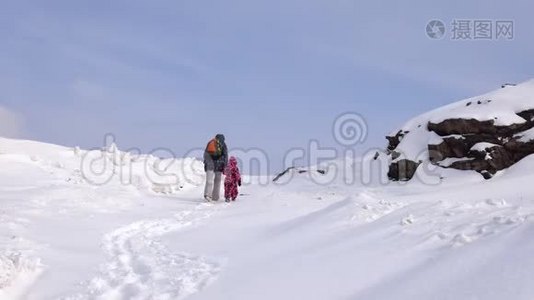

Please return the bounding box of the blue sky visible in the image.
[1,0,533,173]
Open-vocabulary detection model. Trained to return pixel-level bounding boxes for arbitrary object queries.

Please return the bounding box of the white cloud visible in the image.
[0,106,24,138]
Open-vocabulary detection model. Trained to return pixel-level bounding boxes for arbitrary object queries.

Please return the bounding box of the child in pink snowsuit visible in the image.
[224,156,241,202]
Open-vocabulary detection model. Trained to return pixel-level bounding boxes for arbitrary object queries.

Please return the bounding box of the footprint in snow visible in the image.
[67,204,223,300]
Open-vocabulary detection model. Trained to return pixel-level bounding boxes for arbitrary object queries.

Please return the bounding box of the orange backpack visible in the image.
[206,138,222,157]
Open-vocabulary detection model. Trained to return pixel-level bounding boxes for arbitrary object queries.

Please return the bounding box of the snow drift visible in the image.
[1,120,534,299]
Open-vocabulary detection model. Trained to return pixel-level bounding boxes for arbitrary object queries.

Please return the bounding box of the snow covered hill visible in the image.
[385,80,534,181]
[1,134,534,299]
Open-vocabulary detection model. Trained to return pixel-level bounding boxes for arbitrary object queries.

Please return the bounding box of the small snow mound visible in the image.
[0,252,42,290]
[485,198,507,206]
[152,183,180,194]
[452,233,472,246]
[400,215,415,226]
[105,142,119,153]
[492,216,519,225]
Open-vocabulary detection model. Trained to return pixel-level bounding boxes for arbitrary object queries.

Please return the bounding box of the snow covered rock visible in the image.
[272,166,326,182]
[386,80,534,181]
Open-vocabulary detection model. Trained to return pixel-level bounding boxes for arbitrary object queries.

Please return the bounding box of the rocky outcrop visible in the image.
[428,118,497,136]
[428,112,534,176]
[387,108,534,181]
[387,159,421,181]
[385,81,534,181]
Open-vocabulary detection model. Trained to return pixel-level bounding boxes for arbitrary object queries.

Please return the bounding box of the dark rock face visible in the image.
[386,130,408,152]
[517,109,534,122]
[387,108,534,181]
[387,159,420,181]
[428,136,471,162]
[428,119,497,136]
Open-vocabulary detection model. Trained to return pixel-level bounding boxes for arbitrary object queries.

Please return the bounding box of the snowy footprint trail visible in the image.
[69,203,223,300]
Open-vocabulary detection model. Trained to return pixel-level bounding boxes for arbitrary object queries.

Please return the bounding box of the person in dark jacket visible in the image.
[203,134,228,201]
